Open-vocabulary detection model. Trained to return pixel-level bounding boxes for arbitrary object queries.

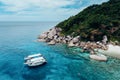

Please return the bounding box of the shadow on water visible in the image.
[22,65,48,80]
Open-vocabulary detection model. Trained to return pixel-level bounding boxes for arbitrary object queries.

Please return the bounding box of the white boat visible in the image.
[24,53,47,67]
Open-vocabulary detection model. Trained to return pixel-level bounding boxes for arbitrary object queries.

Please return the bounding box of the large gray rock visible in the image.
[72,36,80,43]
[57,37,63,43]
[102,35,108,44]
[56,27,62,32]
[68,41,75,47]
[66,35,73,42]
[75,43,80,47]
[38,32,48,39]
[89,54,107,61]
[47,28,57,39]
[47,40,56,45]
[53,35,58,40]
[62,40,67,44]
[38,27,62,43]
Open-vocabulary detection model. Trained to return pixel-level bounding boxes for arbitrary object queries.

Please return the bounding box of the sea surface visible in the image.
[0,22,120,80]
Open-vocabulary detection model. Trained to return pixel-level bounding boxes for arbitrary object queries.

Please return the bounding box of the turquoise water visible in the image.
[0,22,120,80]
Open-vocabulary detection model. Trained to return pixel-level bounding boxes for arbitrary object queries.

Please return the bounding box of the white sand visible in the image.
[98,44,120,59]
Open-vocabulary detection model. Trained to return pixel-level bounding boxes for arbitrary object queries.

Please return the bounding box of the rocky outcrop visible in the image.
[38,27,108,49]
[38,27,109,61]
[47,28,57,39]
[38,27,61,43]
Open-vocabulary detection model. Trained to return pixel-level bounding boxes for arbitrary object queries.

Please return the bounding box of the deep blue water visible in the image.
[0,22,120,80]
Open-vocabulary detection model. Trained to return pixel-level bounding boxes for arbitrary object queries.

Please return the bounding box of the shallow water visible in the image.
[0,22,120,80]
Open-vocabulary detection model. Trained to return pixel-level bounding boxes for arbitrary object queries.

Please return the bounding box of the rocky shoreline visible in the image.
[37,27,113,61]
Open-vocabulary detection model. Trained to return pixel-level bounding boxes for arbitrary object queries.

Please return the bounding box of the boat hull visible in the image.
[26,62,47,67]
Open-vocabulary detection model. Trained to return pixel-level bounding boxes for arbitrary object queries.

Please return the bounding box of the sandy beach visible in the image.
[98,44,120,59]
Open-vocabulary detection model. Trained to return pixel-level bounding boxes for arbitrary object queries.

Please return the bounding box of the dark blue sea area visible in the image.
[0,22,120,80]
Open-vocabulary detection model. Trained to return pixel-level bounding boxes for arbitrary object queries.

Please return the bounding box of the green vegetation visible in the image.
[56,0,120,42]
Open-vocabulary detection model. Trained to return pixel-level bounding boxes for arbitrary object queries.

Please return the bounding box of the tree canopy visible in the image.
[56,0,120,42]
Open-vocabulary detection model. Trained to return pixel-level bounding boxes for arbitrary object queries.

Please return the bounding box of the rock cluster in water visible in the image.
[37,27,108,61]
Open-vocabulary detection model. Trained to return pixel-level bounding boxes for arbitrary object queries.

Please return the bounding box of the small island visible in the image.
[38,0,120,61]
